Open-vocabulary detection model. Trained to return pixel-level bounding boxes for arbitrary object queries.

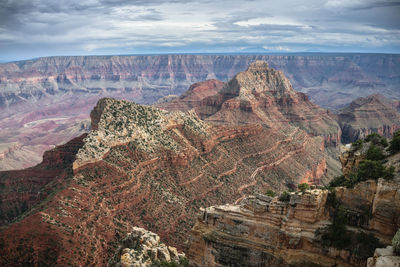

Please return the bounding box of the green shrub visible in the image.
[352,232,382,259]
[351,139,363,151]
[393,229,400,255]
[265,189,276,197]
[365,133,388,147]
[278,191,291,202]
[298,183,310,192]
[366,144,385,161]
[357,160,394,181]
[329,175,347,187]
[389,131,400,154]
[151,256,188,267]
[317,206,350,250]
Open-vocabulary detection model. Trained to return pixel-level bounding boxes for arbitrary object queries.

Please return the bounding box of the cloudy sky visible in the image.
[0,0,399,61]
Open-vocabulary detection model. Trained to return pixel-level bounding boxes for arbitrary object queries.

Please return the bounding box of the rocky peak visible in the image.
[74,98,208,170]
[224,60,293,100]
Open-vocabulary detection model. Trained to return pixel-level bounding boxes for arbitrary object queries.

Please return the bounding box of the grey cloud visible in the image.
[0,0,399,61]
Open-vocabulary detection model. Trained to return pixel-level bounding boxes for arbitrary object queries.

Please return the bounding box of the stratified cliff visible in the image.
[188,134,400,267]
[339,94,400,143]
[2,54,399,170]
[188,179,399,267]
[0,97,333,266]
[161,61,341,146]
[1,54,399,110]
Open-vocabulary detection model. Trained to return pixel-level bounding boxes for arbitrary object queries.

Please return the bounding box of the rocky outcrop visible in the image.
[109,227,185,267]
[157,79,225,113]
[188,190,339,266]
[338,94,400,143]
[0,97,334,266]
[188,177,400,266]
[161,61,341,147]
[367,246,400,267]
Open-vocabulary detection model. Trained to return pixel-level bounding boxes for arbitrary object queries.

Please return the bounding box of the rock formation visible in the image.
[1,53,399,170]
[0,134,86,225]
[188,177,400,266]
[108,227,186,267]
[188,136,400,266]
[161,61,341,146]
[0,97,334,266]
[339,94,400,143]
[367,246,400,267]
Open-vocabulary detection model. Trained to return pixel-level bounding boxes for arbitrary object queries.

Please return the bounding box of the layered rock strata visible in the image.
[338,94,400,143]
[161,61,341,146]
[0,98,332,265]
[2,53,399,170]
[0,134,86,225]
[188,178,400,266]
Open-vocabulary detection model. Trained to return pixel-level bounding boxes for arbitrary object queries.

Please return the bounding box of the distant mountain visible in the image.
[338,94,400,143]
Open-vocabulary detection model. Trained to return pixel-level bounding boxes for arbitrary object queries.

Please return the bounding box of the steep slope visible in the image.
[156,79,225,113]
[0,134,86,226]
[339,94,400,143]
[0,98,333,266]
[2,53,399,170]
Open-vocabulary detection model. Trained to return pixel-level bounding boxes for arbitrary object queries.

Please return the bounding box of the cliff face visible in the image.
[339,94,400,143]
[161,61,341,146]
[1,54,399,110]
[0,134,86,225]
[188,178,400,267]
[0,97,333,266]
[2,54,399,170]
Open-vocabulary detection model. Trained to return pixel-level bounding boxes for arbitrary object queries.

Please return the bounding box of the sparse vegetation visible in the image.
[297,183,310,192]
[316,205,382,259]
[365,133,388,147]
[151,256,188,267]
[278,191,291,202]
[265,189,276,197]
[330,133,396,188]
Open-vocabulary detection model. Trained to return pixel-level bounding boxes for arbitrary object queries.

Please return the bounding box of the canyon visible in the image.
[1,53,400,170]
[0,60,399,266]
[0,63,342,266]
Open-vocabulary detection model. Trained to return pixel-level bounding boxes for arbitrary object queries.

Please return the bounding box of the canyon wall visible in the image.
[1,53,399,170]
[338,94,400,143]
[188,178,400,267]
[0,97,334,266]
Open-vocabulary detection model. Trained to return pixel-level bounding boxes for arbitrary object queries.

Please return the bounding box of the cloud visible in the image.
[0,0,399,61]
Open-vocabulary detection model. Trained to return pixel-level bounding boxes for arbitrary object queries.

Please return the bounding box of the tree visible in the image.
[278,191,291,202]
[365,144,385,161]
[297,183,310,192]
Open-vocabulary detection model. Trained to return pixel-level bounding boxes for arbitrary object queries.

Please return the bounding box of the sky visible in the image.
[0,0,399,62]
